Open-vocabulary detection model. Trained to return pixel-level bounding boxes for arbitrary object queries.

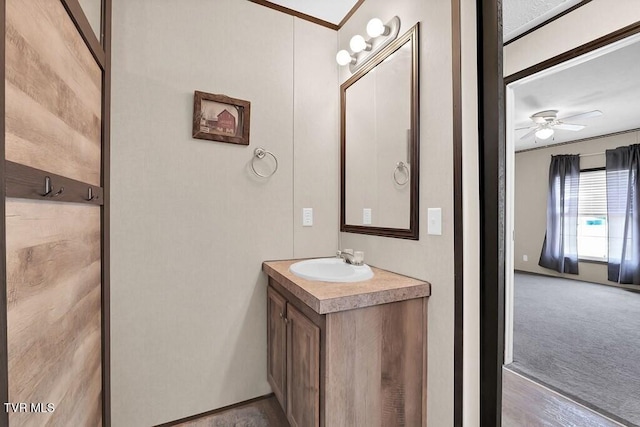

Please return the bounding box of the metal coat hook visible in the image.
[40,176,64,198]
[86,187,96,201]
[41,176,53,196]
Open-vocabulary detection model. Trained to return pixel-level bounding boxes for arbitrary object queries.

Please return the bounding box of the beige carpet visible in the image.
[508,273,640,427]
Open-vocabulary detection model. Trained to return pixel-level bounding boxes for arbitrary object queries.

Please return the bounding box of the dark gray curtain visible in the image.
[606,144,640,284]
[539,154,580,274]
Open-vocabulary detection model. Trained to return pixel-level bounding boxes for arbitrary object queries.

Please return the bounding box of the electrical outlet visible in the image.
[427,208,442,235]
[302,208,313,226]
[363,208,372,225]
[523,254,528,262]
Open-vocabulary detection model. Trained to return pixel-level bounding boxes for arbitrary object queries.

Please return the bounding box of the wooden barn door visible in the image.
[1,0,111,425]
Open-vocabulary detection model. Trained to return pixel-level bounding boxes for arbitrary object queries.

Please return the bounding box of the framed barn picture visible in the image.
[192,91,251,145]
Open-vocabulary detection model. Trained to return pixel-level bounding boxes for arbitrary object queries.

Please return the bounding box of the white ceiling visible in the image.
[511,34,640,151]
[503,0,584,42]
[261,0,581,36]
[264,0,358,25]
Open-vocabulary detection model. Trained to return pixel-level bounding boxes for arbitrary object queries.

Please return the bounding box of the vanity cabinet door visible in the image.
[286,303,320,427]
[267,287,287,410]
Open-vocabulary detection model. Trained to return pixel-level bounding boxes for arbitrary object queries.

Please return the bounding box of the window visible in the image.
[578,169,607,261]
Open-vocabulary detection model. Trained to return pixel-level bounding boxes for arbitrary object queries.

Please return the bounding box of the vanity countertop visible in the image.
[262,259,431,315]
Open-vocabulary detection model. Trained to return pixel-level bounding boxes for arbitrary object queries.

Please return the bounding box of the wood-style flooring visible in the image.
[170,368,625,427]
[171,396,289,427]
[503,368,626,427]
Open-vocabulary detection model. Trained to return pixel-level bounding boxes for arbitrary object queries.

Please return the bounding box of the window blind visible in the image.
[579,169,607,216]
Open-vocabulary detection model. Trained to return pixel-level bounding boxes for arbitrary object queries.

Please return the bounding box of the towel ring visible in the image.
[251,147,278,178]
[393,161,410,185]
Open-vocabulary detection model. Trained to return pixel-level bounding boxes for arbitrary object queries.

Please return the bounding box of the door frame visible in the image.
[477,0,505,425]
[479,1,640,423]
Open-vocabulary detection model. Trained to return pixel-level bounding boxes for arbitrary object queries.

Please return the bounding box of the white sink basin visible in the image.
[289,258,374,283]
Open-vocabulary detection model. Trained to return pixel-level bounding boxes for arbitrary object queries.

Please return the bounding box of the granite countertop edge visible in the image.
[262,259,431,315]
[262,261,323,313]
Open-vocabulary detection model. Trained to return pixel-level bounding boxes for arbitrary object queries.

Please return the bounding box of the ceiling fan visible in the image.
[517,109,603,140]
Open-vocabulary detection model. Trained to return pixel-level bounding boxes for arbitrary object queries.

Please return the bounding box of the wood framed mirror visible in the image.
[340,23,420,239]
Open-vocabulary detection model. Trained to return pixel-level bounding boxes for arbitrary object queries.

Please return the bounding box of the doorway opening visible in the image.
[503,32,640,426]
[479,1,640,425]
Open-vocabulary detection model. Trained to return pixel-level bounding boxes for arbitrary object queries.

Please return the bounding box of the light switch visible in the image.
[427,208,442,235]
[363,208,372,225]
[302,208,313,226]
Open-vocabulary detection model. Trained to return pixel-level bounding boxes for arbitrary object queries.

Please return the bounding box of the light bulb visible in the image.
[535,127,554,140]
[366,18,388,37]
[336,50,354,66]
[349,35,370,53]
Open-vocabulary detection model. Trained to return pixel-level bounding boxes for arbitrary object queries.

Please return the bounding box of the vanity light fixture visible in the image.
[366,18,390,38]
[349,35,371,53]
[336,16,401,73]
[336,49,356,66]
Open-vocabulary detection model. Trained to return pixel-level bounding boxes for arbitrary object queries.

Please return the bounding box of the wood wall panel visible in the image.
[6,199,102,427]
[324,299,425,427]
[5,0,101,186]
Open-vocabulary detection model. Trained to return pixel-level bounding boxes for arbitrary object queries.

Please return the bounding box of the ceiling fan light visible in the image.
[535,127,554,140]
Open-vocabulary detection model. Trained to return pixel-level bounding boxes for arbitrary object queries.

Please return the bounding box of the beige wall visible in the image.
[461,0,480,424]
[293,20,341,258]
[504,0,640,76]
[338,1,474,425]
[514,132,640,285]
[110,1,338,425]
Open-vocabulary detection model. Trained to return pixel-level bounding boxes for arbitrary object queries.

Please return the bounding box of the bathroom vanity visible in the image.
[263,259,431,427]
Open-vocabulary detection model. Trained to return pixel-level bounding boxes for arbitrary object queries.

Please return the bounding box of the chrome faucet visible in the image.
[336,249,364,266]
